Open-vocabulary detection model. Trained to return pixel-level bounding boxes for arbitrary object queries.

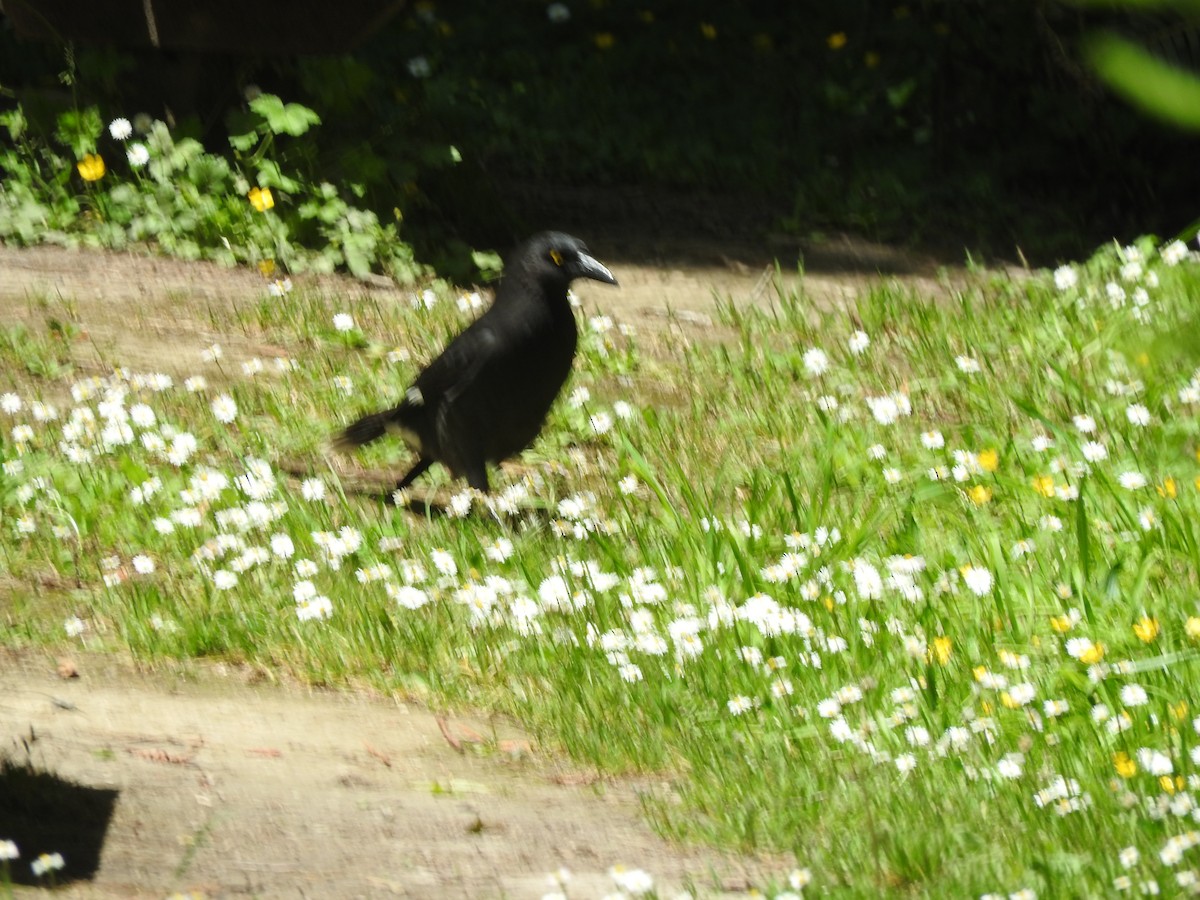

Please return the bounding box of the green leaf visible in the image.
[1128,548,1160,608]
[255,160,302,194]
[249,94,322,137]
[226,108,263,152]
[1085,32,1200,130]
[886,78,918,110]
[118,456,150,486]
[0,108,27,141]
[54,107,103,158]
[228,130,259,152]
[343,235,374,279]
[471,250,503,277]
[1120,648,1200,673]
[1075,481,1095,624]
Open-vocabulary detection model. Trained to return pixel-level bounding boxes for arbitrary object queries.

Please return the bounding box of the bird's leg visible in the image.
[464,462,490,493]
[394,457,433,494]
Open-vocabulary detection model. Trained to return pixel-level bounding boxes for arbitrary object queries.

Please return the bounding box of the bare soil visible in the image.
[0,238,959,898]
[0,239,965,378]
[1,651,782,899]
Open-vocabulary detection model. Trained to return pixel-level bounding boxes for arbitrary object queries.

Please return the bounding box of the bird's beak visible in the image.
[576,252,618,286]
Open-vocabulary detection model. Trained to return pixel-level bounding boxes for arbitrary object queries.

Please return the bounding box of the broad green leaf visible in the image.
[249,94,322,137]
[1085,32,1200,130]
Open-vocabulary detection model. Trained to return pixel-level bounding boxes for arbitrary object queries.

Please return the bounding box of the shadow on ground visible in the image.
[0,751,118,885]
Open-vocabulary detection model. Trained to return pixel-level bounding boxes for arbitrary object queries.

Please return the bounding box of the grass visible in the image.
[3,238,1200,897]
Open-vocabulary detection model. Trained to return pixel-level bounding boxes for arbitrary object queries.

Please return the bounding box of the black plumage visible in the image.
[333,231,618,494]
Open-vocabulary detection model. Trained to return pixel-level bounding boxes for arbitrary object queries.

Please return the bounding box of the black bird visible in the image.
[333,231,618,494]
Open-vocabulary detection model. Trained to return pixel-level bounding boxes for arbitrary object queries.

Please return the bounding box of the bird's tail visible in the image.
[332,410,394,452]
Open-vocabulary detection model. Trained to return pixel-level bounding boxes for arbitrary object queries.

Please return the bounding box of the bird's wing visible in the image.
[413,319,504,411]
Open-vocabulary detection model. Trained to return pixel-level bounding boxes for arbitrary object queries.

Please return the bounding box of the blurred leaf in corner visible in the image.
[1084,28,1200,129]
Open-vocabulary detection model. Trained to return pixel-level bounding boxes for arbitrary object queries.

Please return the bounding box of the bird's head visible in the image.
[522,231,618,288]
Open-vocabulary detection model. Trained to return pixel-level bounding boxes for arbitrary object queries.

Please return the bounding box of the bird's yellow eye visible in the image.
[550,249,564,266]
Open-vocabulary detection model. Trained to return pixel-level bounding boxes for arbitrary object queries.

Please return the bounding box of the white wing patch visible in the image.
[406,386,424,406]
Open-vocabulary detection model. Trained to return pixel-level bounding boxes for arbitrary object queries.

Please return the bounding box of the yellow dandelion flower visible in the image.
[827,32,847,50]
[967,485,992,505]
[248,187,275,212]
[931,635,952,665]
[972,665,989,681]
[1113,751,1137,778]
[594,32,615,49]
[1195,475,1200,491]
[1158,477,1177,499]
[1186,617,1200,641]
[980,700,993,714]
[864,51,881,68]
[1137,352,1150,366]
[1000,692,1020,709]
[1033,475,1055,497]
[823,595,834,611]
[1133,617,1160,643]
[1171,701,1189,720]
[1050,614,1074,633]
[258,259,277,277]
[1079,642,1105,665]
[978,449,999,472]
[1160,775,1177,794]
[700,22,717,39]
[77,153,106,182]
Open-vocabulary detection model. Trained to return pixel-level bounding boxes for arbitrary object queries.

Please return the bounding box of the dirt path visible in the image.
[0,241,964,378]
[2,653,780,899]
[0,239,964,897]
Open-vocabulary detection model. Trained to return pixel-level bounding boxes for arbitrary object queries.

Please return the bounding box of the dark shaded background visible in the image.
[2,0,1198,271]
